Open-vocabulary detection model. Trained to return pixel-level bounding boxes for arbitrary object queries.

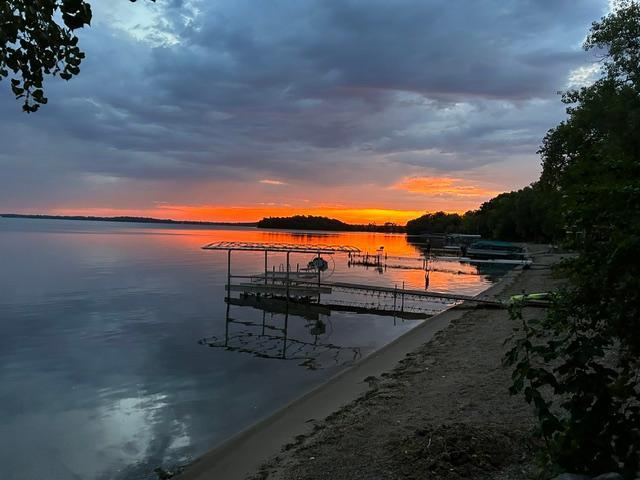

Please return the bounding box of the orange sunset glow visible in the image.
[51,205,433,225]
[392,176,500,198]
[42,174,505,224]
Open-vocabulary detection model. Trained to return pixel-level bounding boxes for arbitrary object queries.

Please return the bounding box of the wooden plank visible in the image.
[228,284,333,295]
[300,280,503,306]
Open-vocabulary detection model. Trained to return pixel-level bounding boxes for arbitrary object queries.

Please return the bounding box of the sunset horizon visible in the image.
[6,197,493,225]
[2,0,588,223]
[2,1,637,479]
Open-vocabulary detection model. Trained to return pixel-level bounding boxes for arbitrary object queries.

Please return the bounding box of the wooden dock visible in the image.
[310,280,504,306]
[203,241,507,318]
[226,278,505,307]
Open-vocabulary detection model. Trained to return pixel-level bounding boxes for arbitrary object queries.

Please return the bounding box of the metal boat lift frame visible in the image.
[201,241,506,310]
[201,241,361,302]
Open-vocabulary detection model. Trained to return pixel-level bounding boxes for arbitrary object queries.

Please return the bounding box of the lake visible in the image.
[0,218,507,480]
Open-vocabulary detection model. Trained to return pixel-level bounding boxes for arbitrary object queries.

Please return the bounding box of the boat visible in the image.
[465,240,526,260]
[443,233,482,254]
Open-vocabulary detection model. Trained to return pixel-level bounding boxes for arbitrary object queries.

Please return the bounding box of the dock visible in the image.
[306,280,504,306]
[240,274,503,306]
[202,241,507,320]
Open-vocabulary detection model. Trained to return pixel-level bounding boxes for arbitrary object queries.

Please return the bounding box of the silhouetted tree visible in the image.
[0,0,151,112]
[506,2,640,476]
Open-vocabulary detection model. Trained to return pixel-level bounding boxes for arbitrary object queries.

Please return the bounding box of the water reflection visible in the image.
[199,305,362,370]
[0,218,505,480]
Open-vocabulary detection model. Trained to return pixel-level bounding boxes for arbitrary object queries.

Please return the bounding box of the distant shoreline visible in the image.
[0,213,258,227]
[1,213,407,233]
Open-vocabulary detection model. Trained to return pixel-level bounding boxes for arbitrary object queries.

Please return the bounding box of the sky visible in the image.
[0,0,611,224]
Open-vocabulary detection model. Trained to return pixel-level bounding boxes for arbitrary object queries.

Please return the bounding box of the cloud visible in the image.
[392,176,499,198]
[567,63,602,88]
[0,0,610,215]
[259,179,288,186]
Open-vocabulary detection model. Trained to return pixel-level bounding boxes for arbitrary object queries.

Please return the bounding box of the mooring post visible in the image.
[393,283,397,313]
[286,251,291,302]
[264,250,268,285]
[401,281,405,313]
[224,302,230,347]
[317,250,321,304]
[282,306,289,359]
[227,249,231,301]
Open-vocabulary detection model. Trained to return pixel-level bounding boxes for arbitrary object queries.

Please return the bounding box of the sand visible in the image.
[178,247,562,480]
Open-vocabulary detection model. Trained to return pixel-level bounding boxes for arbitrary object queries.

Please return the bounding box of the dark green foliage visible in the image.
[405,211,464,235]
[505,3,640,477]
[0,0,152,112]
[256,215,405,232]
[470,183,562,242]
[506,286,640,477]
[405,185,562,242]
[257,215,352,231]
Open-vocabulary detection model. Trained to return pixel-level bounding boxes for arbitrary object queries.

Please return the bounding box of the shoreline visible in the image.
[0,214,257,228]
[177,255,525,480]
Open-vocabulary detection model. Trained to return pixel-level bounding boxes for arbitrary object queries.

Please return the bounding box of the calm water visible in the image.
[0,219,506,480]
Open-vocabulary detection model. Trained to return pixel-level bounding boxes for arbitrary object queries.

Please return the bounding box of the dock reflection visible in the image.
[199,300,362,370]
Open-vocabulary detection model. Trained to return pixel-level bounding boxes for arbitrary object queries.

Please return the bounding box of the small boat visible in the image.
[443,233,482,254]
[466,240,526,260]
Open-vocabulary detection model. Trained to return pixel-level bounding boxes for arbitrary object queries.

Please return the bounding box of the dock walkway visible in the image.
[229,276,505,307]
[307,280,504,306]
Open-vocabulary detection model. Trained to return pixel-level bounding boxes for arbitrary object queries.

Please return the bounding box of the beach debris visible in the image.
[388,423,536,479]
[363,375,379,388]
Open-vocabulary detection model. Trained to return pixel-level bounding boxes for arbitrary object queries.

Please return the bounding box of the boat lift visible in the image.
[202,241,507,311]
[201,241,361,303]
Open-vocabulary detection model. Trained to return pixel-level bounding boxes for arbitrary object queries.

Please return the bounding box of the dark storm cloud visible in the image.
[0,0,608,208]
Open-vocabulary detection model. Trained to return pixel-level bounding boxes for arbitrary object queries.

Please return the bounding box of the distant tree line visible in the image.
[256,215,405,233]
[258,185,565,241]
[405,183,562,242]
[0,214,256,227]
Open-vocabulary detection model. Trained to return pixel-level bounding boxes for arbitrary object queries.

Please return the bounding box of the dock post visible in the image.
[227,249,231,301]
[401,281,405,313]
[317,251,321,304]
[264,251,268,285]
[286,251,291,302]
[224,303,230,347]
[282,306,289,359]
[393,284,397,313]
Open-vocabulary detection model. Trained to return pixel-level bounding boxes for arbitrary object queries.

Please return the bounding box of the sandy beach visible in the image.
[178,247,561,480]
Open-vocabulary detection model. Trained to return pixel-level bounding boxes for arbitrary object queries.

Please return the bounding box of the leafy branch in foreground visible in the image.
[506,285,640,477]
[505,2,640,478]
[0,0,152,112]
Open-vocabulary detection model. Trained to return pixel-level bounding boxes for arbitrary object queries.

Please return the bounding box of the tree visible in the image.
[404,185,562,242]
[506,2,640,477]
[0,0,151,112]
[469,183,562,242]
[405,211,464,235]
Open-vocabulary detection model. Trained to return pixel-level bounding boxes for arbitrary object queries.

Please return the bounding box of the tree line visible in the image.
[257,215,405,233]
[405,183,562,242]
